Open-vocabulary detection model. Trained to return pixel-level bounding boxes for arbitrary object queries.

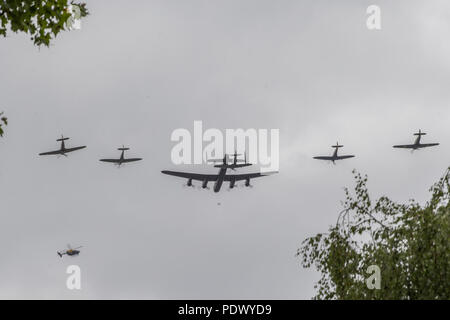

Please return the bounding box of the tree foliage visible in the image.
[298,168,450,300]
[0,0,88,47]
[0,112,7,136]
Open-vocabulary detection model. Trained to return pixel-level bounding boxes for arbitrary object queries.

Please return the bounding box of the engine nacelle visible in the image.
[187,178,193,187]
[245,178,250,187]
[202,179,208,189]
[229,179,236,189]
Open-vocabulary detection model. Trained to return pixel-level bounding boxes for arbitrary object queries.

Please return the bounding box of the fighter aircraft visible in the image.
[57,244,82,258]
[39,135,86,156]
[162,152,274,192]
[99,146,143,166]
[313,142,355,164]
[393,130,439,150]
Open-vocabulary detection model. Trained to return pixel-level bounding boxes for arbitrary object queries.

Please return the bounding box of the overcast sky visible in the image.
[0,0,449,299]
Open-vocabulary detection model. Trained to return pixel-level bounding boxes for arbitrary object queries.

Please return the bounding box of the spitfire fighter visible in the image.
[393,130,439,150]
[313,142,355,164]
[39,135,86,157]
[99,146,143,166]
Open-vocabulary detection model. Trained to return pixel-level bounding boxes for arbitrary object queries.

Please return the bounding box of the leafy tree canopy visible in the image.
[298,168,450,300]
[0,112,7,136]
[0,1,89,136]
[0,0,88,47]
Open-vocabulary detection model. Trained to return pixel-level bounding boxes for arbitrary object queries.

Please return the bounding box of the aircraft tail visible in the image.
[414,130,426,136]
[331,142,343,149]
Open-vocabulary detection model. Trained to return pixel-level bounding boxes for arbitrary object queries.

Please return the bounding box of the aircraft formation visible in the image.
[39,130,440,257]
[39,136,143,166]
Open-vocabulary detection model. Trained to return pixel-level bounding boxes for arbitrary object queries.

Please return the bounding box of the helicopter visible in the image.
[57,244,82,258]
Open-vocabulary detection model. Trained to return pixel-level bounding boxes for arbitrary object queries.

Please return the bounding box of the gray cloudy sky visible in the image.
[0,0,449,299]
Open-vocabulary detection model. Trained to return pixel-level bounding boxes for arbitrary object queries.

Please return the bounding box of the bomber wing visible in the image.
[223,172,267,181]
[161,170,218,181]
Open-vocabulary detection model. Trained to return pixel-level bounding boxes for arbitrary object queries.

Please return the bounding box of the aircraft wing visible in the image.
[223,172,267,181]
[418,143,439,148]
[64,146,86,153]
[335,155,355,160]
[313,156,334,160]
[161,170,218,181]
[122,158,143,163]
[393,144,416,149]
[99,159,121,163]
[39,149,62,156]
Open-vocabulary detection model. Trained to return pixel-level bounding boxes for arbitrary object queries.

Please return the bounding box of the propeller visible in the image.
[237,183,253,188]
[182,183,195,188]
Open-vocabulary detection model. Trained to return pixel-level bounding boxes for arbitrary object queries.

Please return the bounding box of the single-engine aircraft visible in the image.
[162,152,274,192]
[393,130,439,150]
[57,244,82,258]
[99,146,143,166]
[313,142,355,164]
[39,135,86,156]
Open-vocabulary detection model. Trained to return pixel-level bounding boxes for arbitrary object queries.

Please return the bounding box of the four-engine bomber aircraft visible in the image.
[39,135,86,156]
[57,244,82,258]
[99,146,143,166]
[313,142,355,164]
[161,152,274,192]
[393,130,440,150]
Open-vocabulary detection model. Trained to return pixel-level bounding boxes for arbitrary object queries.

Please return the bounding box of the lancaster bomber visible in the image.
[393,130,439,150]
[313,142,355,164]
[162,151,275,192]
[39,135,86,156]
